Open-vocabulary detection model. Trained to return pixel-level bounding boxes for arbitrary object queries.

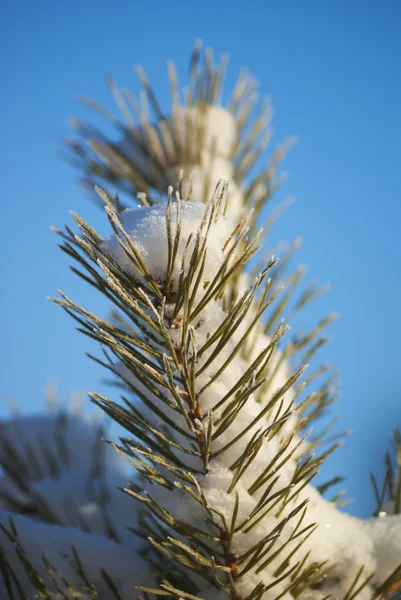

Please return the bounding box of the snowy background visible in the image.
[1,0,400,518]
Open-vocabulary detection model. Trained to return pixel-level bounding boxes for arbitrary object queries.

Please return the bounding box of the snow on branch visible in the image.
[1,42,400,600]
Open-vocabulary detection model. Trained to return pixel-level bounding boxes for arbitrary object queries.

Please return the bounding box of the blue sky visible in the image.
[1,0,400,517]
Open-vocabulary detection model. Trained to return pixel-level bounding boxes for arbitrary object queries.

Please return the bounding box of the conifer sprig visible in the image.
[45,185,344,598]
[2,42,399,600]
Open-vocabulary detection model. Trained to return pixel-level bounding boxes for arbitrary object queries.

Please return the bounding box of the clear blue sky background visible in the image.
[1,0,400,517]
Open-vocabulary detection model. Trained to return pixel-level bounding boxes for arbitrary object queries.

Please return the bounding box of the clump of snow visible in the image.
[0,511,153,598]
[177,167,245,227]
[167,155,232,200]
[116,104,246,225]
[0,413,152,596]
[365,514,401,582]
[171,105,237,158]
[0,412,138,548]
[103,201,232,287]
[119,105,236,167]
